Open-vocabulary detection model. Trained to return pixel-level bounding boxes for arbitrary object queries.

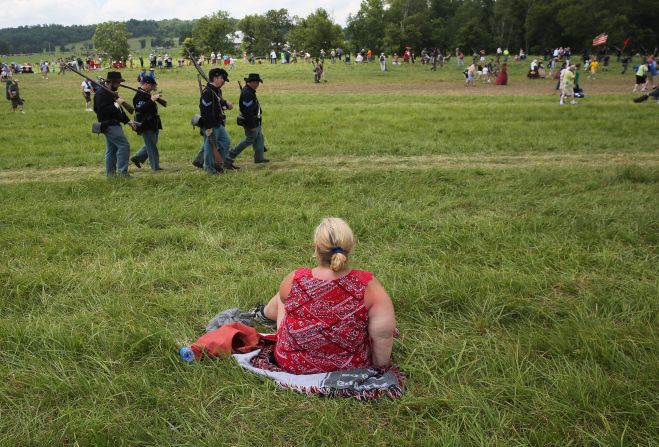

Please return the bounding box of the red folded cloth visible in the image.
[190,322,262,360]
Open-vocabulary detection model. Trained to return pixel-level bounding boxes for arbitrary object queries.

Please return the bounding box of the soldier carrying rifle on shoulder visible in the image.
[193,68,234,174]
[94,71,137,177]
[130,76,164,172]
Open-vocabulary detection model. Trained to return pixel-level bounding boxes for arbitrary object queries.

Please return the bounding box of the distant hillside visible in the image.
[0,19,194,54]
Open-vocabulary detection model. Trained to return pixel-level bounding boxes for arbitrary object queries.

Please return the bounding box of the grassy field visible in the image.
[1,60,657,446]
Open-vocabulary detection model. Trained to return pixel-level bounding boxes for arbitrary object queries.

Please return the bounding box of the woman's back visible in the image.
[274,267,373,374]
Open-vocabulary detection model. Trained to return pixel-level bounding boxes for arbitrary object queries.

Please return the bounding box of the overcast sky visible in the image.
[0,0,362,29]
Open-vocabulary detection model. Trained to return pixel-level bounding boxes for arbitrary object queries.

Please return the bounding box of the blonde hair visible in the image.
[313,217,355,272]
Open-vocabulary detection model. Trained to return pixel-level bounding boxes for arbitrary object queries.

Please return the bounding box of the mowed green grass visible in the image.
[0,60,658,446]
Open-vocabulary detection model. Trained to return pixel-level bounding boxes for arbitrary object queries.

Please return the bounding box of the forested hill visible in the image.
[0,19,193,54]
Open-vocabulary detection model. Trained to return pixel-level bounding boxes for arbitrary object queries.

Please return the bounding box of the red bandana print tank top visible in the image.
[274,268,374,374]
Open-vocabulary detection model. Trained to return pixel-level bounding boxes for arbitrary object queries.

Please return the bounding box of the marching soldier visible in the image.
[226,73,269,165]
[7,80,24,113]
[193,68,234,173]
[93,71,136,177]
[130,76,163,171]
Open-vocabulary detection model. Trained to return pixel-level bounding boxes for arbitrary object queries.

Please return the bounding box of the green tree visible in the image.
[92,22,130,61]
[181,37,198,57]
[192,11,237,54]
[238,14,269,55]
[288,9,343,54]
[238,9,292,57]
[346,0,387,51]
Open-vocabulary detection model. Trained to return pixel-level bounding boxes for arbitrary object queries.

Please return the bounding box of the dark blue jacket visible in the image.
[133,88,162,132]
[199,83,227,129]
[238,85,262,129]
[93,87,130,126]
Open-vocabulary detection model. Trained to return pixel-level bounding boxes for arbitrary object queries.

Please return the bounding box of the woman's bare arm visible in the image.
[364,278,396,368]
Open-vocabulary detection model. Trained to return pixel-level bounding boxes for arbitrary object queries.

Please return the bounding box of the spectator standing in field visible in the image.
[457,50,464,66]
[252,217,396,374]
[560,65,577,105]
[588,58,599,79]
[81,79,93,112]
[496,63,508,85]
[574,63,583,97]
[633,62,648,92]
[379,52,387,72]
[648,57,657,89]
[330,49,336,64]
[621,55,631,74]
[465,63,476,87]
[8,80,24,113]
[270,49,277,64]
[41,61,49,79]
[431,48,440,71]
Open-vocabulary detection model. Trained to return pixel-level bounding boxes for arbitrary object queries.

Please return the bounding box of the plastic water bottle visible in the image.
[179,346,195,363]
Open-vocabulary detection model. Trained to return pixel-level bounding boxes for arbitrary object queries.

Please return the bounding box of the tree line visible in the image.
[0,19,193,55]
[1,1,657,57]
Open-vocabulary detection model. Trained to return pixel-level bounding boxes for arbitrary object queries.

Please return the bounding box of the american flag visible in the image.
[593,33,608,46]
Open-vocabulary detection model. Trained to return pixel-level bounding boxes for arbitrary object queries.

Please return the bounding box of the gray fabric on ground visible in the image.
[206,308,254,332]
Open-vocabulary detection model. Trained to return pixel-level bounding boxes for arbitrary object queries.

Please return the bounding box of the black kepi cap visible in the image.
[141,76,157,85]
[209,68,229,82]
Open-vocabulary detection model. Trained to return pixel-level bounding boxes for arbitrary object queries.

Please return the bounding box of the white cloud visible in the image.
[0,0,362,29]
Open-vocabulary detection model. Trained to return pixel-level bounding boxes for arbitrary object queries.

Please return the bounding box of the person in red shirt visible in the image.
[251,217,397,373]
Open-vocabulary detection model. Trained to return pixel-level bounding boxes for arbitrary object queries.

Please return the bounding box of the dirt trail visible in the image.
[0,153,657,185]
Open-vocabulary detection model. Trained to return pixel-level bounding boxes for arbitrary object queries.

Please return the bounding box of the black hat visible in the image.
[106,71,125,82]
[209,68,229,82]
[141,76,157,85]
[244,73,263,83]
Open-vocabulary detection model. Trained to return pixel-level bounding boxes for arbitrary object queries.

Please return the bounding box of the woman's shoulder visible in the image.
[292,267,312,279]
[349,269,374,285]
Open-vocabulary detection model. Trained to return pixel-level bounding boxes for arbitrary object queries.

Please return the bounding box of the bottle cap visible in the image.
[179,346,195,363]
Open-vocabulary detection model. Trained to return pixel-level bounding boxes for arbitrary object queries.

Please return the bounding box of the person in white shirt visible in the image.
[81,79,93,111]
[355,53,364,64]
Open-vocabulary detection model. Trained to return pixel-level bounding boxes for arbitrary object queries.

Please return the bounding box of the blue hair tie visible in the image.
[331,246,343,254]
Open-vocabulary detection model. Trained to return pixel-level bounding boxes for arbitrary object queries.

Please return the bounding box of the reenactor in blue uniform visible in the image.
[130,76,163,171]
[197,68,233,174]
[226,73,269,165]
[93,71,137,177]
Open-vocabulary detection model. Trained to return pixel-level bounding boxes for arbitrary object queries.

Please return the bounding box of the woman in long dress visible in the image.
[496,63,508,85]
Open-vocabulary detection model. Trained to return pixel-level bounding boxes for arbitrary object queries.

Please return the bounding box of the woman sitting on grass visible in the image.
[252,217,396,374]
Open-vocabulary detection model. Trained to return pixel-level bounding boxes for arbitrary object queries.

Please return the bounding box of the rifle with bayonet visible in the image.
[186,48,223,166]
[64,64,134,114]
[98,76,167,107]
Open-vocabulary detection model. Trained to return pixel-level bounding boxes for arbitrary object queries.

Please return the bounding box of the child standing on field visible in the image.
[465,63,476,87]
[588,58,599,79]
